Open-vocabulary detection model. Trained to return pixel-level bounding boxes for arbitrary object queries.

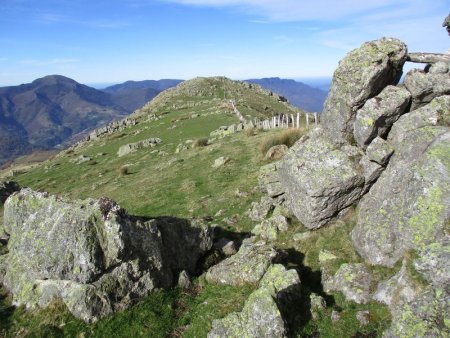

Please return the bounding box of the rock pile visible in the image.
[265,37,449,336]
[0,189,212,322]
[117,137,162,157]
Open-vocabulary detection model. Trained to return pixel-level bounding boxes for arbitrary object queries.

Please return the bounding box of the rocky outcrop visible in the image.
[205,238,278,286]
[258,162,284,198]
[321,38,407,145]
[251,215,289,241]
[404,68,450,110]
[2,189,212,322]
[278,128,364,229]
[353,85,411,148]
[117,137,162,157]
[351,97,450,267]
[208,264,300,338]
[327,263,373,304]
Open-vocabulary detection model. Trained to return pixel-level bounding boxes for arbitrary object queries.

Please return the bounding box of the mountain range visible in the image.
[0,75,326,166]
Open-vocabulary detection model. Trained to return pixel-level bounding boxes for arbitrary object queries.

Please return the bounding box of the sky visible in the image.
[0,0,449,86]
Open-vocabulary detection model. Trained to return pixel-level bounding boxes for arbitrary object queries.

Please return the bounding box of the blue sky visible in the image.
[0,0,448,86]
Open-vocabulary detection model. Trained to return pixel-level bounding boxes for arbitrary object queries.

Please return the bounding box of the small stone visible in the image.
[265,144,289,160]
[293,232,313,242]
[318,250,338,263]
[310,293,326,320]
[212,156,230,168]
[214,238,238,257]
[178,270,191,290]
[356,310,370,326]
[331,310,341,322]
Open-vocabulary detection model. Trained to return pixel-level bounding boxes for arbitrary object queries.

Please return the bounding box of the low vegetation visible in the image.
[259,128,306,156]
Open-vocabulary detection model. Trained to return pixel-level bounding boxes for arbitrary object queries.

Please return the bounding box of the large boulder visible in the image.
[278,128,364,229]
[2,189,212,322]
[208,264,300,338]
[321,37,407,144]
[352,97,450,267]
[353,85,411,148]
[205,238,278,286]
[404,68,450,110]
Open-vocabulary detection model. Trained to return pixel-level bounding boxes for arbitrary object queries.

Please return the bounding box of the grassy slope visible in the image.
[0,77,391,337]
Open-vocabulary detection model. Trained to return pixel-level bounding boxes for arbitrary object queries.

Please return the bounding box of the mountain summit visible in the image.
[0,75,127,165]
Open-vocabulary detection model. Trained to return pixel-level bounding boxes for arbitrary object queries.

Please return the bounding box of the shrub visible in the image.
[259,128,304,156]
[193,138,209,148]
[118,165,129,176]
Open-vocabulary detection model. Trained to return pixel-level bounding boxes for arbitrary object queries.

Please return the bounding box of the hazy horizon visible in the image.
[1,0,448,86]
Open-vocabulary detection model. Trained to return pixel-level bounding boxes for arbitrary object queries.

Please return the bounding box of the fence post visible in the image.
[296,113,300,129]
[314,113,318,126]
[306,113,309,127]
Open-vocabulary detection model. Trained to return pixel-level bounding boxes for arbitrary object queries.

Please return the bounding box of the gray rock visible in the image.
[373,264,422,311]
[383,287,450,338]
[205,238,278,286]
[278,128,364,229]
[365,137,394,166]
[429,61,449,74]
[359,155,385,192]
[388,95,450,150]
[248,196,275,222]
[214,238,238,256]
[404,69,450,110]
[178,270,191,290]
[352,101,450,267]
[212,156,230,168]
[331,310,341,322]
[329,263,373,304]
[356,310,370,326]
[251,215,289,241]
[293,232,313,242]
[310,293,326,320]
[0,180,20,204]
[322,37,407,144]
[2,189,212,322]
[117,137,162,157]
[353,86,411,149]
[258,162,284,198]
[72,155,92,164]
[208,264,299,338]
[265,145,288,160]
[414,240,450,290]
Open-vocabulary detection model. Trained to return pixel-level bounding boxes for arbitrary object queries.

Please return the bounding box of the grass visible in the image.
[259,128,306,157]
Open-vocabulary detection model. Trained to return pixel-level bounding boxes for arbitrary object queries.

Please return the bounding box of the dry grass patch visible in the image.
[259,128,305,156]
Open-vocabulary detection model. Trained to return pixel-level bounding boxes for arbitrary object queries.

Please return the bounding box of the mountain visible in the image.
[103,79,183,112]
[245,77,328,112]
[0,75,127,165]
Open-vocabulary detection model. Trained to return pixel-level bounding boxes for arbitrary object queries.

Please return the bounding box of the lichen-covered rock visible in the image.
[208,264,299,338]
[359,155,384,192]
[2,189,212,322]
[352,100,450,267]
[353,86,410,148]
[212,156,230,168]
[383,287,450,338]
[278,128,364,229]
[251,215,289,241]
[310,293,326,320]
[258,162,284,198]
[117,137,162,157]
[404,68,450,110]
[414,241,450,290]
[329,263,373,304]
[365,137,394,166]
[356,311,370,326]
[388,95,450,150]
[248,196,275,222]
[373,264,423,311]
[0,180,20,204]
[321,38,407,144]
[205,238,278,285]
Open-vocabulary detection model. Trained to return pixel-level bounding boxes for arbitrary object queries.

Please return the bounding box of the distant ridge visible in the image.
[103,79,183,112]
[0,75,127,165]
[245,77,327,112]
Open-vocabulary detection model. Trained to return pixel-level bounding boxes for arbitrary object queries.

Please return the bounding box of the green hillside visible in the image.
[0,77,391,337]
